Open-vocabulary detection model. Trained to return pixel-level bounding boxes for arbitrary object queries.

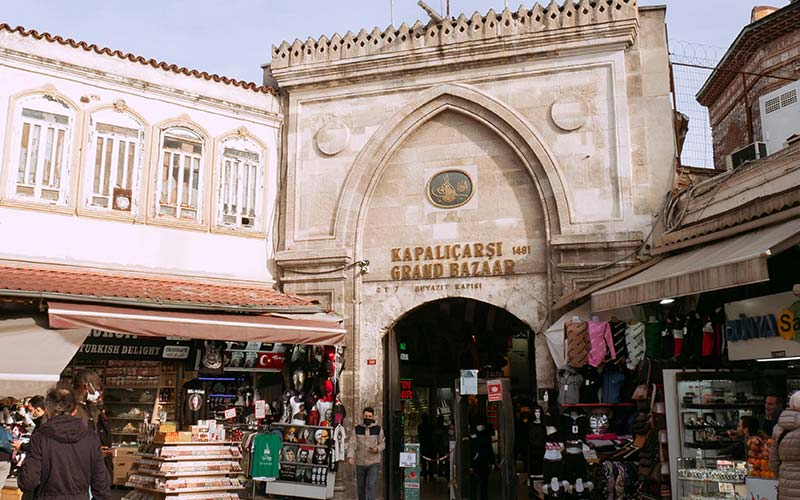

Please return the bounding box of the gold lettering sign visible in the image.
[389,241,525,280]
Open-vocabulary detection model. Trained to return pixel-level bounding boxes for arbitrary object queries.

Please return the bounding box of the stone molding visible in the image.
[270,1,637,86]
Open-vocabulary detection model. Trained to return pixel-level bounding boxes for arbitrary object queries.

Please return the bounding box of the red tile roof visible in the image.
[0,23,276,95]
[0,262,314,311]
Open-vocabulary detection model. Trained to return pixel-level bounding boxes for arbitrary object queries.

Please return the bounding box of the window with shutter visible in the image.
[216,137,264,232]
[156,127,205,222]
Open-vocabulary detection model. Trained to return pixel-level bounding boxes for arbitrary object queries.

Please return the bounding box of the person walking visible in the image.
[431,415,449,478]
[468,419,496,500]
[18,387,111,500]
[417,414,434,481]
[770,392,800,498]
[347,407,385,500]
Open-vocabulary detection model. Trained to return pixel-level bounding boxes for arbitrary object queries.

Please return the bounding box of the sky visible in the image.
[0,0,773,84]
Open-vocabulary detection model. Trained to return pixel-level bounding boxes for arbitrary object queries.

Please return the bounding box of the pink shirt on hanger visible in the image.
[587,319,616,367]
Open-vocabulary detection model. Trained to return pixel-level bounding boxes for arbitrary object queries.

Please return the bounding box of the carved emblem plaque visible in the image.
[426,170,473,209]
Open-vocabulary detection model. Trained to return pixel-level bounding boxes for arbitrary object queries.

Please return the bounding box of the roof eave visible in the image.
[0,289,323,314]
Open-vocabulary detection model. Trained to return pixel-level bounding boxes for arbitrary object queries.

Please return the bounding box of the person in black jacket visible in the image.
[18,387,110,500]
[468,419,496,500]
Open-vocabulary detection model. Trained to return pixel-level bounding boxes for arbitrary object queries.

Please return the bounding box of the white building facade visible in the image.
[0,25,282,283]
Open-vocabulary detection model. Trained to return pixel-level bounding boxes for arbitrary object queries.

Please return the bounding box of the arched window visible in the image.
[156,126,205,222]
[85,109,144,213]
[7,94,74,205]
[216,136,264,231]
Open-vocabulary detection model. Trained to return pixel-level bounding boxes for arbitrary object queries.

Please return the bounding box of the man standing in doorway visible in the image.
[347,407,385,500]
[763,394,783,436]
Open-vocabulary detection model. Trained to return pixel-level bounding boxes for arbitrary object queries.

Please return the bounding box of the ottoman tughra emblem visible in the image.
[427,170,473,209]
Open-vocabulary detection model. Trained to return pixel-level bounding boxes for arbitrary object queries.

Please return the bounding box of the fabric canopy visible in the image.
[0,317,87,398]
[592,218,800,311]
[48,302,346,345]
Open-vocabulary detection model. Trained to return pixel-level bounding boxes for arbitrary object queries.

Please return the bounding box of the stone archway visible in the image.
[349,94,559,413]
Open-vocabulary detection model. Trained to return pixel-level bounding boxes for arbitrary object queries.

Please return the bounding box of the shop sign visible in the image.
[778,300,800,340]
[400,379,414,400]
[389,241,528,281]
[77,330,190,361]
[460,369,478,395]
[256,352,285,370]
[487,379,502,402]
[223,408,237,420]
[403,443,420,500]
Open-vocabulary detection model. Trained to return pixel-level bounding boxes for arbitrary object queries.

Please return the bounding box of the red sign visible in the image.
[256,352,285,370]
[367,359,377,365]
[400,378,414,400]
[487,379,502,402]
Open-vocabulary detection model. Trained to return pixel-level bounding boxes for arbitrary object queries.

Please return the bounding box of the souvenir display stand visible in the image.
[124,441,244,500]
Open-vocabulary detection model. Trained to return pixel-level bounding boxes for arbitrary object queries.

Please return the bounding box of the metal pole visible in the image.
[390,0,394,25]
[446,0,450,17]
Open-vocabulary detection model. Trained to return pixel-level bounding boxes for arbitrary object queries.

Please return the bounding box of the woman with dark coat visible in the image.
[18,387,111,500]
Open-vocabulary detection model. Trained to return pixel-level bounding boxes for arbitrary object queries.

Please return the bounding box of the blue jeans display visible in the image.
[356,463,380,500]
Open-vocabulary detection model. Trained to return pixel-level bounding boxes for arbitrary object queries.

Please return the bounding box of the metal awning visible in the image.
[48,302,347,345]
[591,218,800,311]
[0,316,87,398]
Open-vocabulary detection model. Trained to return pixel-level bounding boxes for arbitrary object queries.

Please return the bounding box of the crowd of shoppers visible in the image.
[0,369,111,500]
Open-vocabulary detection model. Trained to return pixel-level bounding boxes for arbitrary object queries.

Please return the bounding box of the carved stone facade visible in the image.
[271,0,674,479]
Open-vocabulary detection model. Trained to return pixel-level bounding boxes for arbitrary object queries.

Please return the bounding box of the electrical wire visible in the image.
[286,260,369,276]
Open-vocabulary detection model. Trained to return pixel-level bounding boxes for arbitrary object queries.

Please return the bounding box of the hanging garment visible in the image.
[565,320,590,368]
[333,424,346,462]
[624,322,645,370]
[600,368,626,404]
[558,365,584,405]
[559,413,591,441]
[701,317,715,357]
[671,316,685,358]
[644,321,662,359]
[681,313,703,361]
[578,366,601,404]
[587,320,616,367]
[608,320,628,363]
[250,433,282,479]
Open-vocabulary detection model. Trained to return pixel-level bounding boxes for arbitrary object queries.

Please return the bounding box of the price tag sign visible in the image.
[718,483,734,494]
[399,452,417,468]
[224,408,237,420]
[254,400,267,420]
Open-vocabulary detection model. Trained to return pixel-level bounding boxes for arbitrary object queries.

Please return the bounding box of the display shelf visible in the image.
[683,403,762,410]
[279,462,328,467]
[281,442,329,449]
[685,441,737,450]
[133,471,243,478]
[156,442,241,446]
[271,423,333,430]
[139,454,243,462]
[561,403,635,408]
[124,485,245,495]
[678,477,745,485]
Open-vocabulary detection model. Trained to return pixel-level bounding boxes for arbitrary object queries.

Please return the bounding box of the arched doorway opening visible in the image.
[383,298,534,500]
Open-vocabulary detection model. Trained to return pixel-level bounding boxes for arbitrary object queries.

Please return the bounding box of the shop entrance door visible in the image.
[453,377,514,500]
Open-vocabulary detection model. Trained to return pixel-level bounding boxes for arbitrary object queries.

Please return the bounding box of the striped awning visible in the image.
[48,302,346,345]
[591,218,800,311]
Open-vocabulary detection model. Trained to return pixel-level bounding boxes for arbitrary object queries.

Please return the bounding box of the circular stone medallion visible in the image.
[550,95,590,131]
[315,120,349,156]
[426,170,474,209]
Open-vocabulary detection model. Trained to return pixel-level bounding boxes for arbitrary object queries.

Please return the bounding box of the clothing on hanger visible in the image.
[565,319,590,368]
[587,319,616,367]
[608,320,628,363]
[624,322,645,370]
[644,319,662,359]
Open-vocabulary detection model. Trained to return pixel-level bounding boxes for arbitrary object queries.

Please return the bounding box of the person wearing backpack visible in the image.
[769,391,800,498]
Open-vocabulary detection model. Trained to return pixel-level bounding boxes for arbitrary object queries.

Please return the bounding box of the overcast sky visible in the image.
[1,0,775,84]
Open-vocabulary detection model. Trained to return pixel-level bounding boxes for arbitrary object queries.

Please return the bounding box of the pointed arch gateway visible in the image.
[346,83,566,420]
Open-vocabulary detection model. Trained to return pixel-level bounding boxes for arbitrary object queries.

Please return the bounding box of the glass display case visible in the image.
[676,375,764,459]
[677,457,748,500]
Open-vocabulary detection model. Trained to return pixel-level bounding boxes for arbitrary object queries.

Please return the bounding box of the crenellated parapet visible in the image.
[271,0,637,70]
